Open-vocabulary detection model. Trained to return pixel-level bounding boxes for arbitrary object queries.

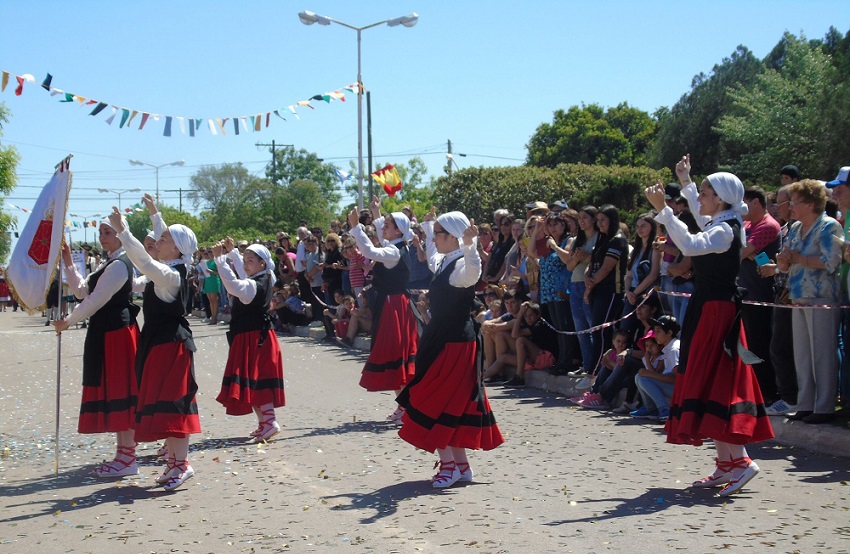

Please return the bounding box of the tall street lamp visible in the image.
[298,10,418,210]
[97,188,141,211]
[128,159,186,203]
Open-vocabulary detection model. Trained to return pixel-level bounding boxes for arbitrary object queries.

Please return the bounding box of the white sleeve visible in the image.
[150,212,167,240]
[350,223,400,268]
[655,207,733,257]
[422,221,441,273]
[198,262,210,277]
[681,182,711,230]
[65,261,129,326]
[448,242,483,288]
[64,260,89,299]
[132,275,149,293]
[117,227,180,302]
[227,249,248,279]
[295,243,307,271]
[215,254,257,304]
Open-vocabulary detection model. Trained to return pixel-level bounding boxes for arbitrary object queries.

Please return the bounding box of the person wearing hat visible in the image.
[52,215,140,478]
[632,316,681,421]
[109,201,200,491]
[213,237,285,442]
[525,201,549,219]
[347,195,418,421]
[549,200,569,214]
[827,166,850,415]
[397,208,504,488]
[644,154,773,497]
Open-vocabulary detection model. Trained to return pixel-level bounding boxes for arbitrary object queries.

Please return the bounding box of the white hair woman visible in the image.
[645,155,773,497]
[109,203,200,492]
[213,237,285,441]
[53,218,140,477]
[397,209,505,488]
[347,195,418,422]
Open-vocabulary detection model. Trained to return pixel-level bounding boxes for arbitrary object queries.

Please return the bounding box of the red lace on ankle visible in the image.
[727,456,753,470]
[432,461,457,485]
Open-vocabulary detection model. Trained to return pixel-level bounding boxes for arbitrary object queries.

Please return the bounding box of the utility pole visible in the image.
[255,140,294,184]
[164,188,184,212]
[447,139,453,177]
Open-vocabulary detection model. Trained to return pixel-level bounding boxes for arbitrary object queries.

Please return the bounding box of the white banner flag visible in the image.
[6,163,72,313]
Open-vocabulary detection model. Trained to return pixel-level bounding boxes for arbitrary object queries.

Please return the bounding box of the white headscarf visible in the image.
[390,212,414,241]
[436,211,471,241]
[168,224,198,266]
[145,229,155,241]
[706,172,748,244]
[246,244,277,287]
[100,220,116,231]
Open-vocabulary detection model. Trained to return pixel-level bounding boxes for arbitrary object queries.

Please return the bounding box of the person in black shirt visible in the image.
[502,301,559,388]
[583,204,628,373]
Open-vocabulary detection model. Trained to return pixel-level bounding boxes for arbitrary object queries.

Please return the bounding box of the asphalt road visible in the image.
[1,310,849,553]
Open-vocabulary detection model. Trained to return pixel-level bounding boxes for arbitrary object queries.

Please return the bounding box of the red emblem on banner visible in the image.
[28,220,54,265]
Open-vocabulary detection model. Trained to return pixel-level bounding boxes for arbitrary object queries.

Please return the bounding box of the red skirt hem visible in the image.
[135,341,200,442]
[216,329,285,416]
[665,301,774,446]
[359,294,417,392]
[398,342,505,452]
[78,325,139,434]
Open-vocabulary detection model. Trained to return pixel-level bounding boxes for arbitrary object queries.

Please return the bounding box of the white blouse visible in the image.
[421,221,482,288]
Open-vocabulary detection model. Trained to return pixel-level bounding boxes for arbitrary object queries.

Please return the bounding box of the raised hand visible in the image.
[107,207,125,233]
[142,193,158,215]
[212,241,224,258]
[61,242,73,267]
[675,154,692,184]
[347,206,360,229]
[224,237,234,253]
[423,206,437,223]
[463,218,478,246]
[644,181,667,212]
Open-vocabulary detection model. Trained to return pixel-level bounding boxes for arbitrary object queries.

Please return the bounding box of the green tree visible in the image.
[265,145,340,209]
[716,32,846,182]
[649,45,763,175]
[0,102,20,263]
[126,204,201,244]
[526,103,656,168]
[187,162,257,214]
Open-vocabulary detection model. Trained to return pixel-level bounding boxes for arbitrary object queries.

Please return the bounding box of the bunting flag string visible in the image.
[1,68,360,138]
[8,201,147,227]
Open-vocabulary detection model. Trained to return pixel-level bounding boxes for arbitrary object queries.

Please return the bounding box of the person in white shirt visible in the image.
[347,196,418,422]
[632,316,680,422]
[397,209,504,488]
[53,219,140,478]
[108,203,199,492]
[212,237,285,442]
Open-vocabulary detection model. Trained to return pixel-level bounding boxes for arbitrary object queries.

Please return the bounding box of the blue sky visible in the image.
[1,0,848,249]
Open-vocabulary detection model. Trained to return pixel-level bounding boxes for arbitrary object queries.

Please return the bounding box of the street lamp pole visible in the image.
[128,159,185,203]
[97,188,141,211]
[298,10,419,210]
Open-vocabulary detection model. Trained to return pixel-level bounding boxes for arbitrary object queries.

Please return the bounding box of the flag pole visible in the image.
[54,249,62,476]
[53,155,73,477]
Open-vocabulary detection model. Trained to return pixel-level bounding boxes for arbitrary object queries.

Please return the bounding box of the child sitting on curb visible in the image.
[632,315,680,421]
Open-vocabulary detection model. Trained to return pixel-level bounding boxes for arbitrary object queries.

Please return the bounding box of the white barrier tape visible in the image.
[655,289,847,310]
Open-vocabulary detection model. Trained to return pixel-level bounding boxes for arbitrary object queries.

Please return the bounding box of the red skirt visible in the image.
[134,341,201,442]
[359,294,417,391]
[398,342,505,453]
[216,329,285,416]
[78,325,139,434]
[665,301,774,446]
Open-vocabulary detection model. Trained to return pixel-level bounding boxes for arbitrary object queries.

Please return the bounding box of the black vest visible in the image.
[371,241,410,295]
[227,272,273,346]
[136,264,195,381]
[82,253,139,387]
[691,219,742,302]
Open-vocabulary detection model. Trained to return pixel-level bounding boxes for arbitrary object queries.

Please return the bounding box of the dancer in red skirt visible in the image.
[53,221,140,477]
[645,154,774,497]
[397,209,505,488]
[213,237,285,441]
[110,205,200,492]
[347,196,418,421]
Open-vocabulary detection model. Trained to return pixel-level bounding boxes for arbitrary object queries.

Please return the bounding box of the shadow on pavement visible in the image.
[285,419,397,440]
[545,486,741,526]
[322,479,465,524]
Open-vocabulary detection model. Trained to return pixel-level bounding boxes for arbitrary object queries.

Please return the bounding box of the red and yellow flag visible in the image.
[372,164,403,197]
